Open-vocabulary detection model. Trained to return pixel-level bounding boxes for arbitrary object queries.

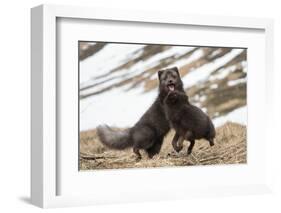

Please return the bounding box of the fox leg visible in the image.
[184,131,195,155]
[133,147,141,160]
[176,136,185,153]
[187,139,195,155]
[208,138,214,146]
[147,139,163,158]
[172,132,182,152]
[132,126,155,160]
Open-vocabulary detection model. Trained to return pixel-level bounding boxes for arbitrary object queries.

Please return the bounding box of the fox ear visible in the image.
[172,67,180,76]
[158,70,163,79]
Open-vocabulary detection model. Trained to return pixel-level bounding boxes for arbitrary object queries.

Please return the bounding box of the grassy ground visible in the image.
[79,122,246,170]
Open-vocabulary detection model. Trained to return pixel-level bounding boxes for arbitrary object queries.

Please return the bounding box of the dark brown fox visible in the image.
[164,90,216,155]
[97,67,185,160]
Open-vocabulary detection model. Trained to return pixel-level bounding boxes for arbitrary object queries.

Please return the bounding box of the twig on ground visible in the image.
[199,156,221,163]
[80,153,116,160]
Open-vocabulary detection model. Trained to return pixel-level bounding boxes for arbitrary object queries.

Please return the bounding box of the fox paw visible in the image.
[174,146,183,153]
[135,156,141,162]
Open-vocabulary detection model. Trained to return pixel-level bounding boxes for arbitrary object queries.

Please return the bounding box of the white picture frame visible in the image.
[31,4,274,208]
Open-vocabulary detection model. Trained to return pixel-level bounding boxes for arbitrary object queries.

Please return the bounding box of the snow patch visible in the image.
[210,84,218,89]
[183,49,244,88]
[80,86,158,131]
[81,46,195,95]
[227,78,246,86]
[213,106,247,127]
[80,43,145,87]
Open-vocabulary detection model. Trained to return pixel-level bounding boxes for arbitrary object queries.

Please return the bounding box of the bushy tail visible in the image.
[96,125,132,150]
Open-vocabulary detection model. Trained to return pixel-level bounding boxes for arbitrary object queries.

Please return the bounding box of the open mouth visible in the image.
[167,83,175,91]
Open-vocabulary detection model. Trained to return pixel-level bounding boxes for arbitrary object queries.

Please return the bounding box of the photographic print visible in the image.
[79,42,247,170]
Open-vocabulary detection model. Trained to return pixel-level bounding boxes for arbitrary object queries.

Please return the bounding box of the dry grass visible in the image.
[79,122,246,170]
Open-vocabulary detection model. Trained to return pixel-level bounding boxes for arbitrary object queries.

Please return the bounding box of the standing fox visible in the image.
[97,67,185,159]
[164,90,216,155]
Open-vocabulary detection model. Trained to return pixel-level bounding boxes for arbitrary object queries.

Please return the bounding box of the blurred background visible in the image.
[79,42,247,131]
